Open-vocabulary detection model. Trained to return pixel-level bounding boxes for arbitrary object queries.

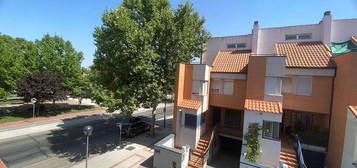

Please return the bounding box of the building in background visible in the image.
[153,11,357,168]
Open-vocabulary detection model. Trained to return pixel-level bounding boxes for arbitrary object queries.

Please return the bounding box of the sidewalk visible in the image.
[69,123,172,168]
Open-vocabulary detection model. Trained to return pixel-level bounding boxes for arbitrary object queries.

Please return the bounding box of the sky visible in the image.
[0,0,356,67]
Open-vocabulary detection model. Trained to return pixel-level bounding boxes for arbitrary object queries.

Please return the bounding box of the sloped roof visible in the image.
[352,36,357,44]
[244,99,283,114]
[349,106,357,119]
[275,41,334,68]
[177,99,201,110]
[211,50,250,73]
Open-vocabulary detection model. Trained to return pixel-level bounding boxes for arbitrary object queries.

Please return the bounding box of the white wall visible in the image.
[331,19,357,42]
[341,108,357,168]
[257,24,322,54]
[242,110,282,167]
[154,134,190,168]
[175,108,200,149]
[202,34,252,65]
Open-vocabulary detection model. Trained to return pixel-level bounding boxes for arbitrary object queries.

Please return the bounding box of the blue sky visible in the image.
[0,0,356,67]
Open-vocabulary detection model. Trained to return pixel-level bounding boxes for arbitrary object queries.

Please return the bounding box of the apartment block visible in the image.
[153,11,357,168]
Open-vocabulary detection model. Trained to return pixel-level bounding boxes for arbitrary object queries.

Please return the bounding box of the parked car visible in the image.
[143,102,151,108]
[120,117,150,137]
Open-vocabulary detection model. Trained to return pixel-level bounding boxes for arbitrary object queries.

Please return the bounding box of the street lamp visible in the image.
[31,98,37,118]
[117,123,122,147]
[83,125,93,168]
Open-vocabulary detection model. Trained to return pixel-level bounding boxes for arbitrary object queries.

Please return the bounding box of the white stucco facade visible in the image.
[341,107,357,168]
[242,110,282,168]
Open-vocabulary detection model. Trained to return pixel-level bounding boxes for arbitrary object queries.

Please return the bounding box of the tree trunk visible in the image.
[52,100,55,104]
[150,105,157,136]
[78,98,82,109]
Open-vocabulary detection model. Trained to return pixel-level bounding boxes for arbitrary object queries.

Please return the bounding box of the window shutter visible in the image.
[223,80,234,95]
[296,77,312,95]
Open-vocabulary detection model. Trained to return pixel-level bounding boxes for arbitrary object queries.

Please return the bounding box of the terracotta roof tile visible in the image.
[212,50,250,73]
[275,41,334,68]
[349,106,357,119]
[244,99,283,114]
[352,36,357,44]
[178,99,201,110]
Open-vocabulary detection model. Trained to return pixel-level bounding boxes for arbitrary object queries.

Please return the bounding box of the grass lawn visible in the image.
[0,103,101,124]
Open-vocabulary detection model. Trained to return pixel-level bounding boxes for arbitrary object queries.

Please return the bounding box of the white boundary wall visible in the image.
[154,134,190,168]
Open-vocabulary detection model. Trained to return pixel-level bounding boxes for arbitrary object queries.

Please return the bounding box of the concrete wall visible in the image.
[283,76,334,114]
[331,19,357,42]
[202,35,252,66]
[242,110,282,167]
[175,108,200,149]
[154,134,190,168]
[327,52,357,168]
[257,24,322,54]
[341,107,357,168]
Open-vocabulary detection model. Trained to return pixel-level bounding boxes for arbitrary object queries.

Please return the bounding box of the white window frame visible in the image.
[223,80,234,95]
[192,80,208,96]
[294,76,312,96]
[285,33,312,40]
[282,76,312,96]
[282,77,293,94]
[211,79,222,94]
[226,43,246,49]
[265,77,282,96]
[262,120,280,141]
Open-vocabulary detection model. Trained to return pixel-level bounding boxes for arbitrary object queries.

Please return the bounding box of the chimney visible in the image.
[252,21,259,54]
[322,11,332,44]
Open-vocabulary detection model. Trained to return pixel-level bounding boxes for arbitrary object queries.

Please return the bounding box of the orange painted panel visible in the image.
[209,79,247,110]
[283,76,333,114]
[246,56,266,100]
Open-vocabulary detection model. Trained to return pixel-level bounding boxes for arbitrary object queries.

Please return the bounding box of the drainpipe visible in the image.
[327,67,336,154]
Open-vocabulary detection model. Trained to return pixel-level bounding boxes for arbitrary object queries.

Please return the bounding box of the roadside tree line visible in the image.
[0,34,90,112]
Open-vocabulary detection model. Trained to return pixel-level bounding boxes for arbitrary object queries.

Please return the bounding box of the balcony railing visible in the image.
[291,134,307,168]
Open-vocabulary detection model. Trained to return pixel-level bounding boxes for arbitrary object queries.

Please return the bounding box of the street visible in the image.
[0,106,173,168]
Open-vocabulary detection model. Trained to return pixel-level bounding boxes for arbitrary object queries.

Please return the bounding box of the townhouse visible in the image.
[153,11,357,168]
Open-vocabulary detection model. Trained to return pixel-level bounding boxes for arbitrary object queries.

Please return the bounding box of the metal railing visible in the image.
[202,124,219,166]
[291,134,307,168]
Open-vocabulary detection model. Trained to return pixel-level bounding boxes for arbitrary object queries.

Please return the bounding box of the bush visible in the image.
[244,123,262,162]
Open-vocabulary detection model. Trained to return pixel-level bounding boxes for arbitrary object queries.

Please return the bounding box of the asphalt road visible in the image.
[0,106,173,168]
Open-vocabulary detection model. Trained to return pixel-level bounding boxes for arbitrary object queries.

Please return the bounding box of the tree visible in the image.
[71,68,93,106]
[92,0,209,136]
[16,72,68,114]
[34,34,84,95]
[0,35,37,100]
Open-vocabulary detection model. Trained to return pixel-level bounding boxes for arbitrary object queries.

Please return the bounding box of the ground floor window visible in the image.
[263,121,280,140]
[184,113,197,128]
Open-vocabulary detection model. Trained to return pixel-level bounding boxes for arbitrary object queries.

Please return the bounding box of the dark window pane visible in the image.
[227,44,236,49]
[298,34,311,39]
[185,114,197,128]
[285,35,297,40]
[236,43,246,48]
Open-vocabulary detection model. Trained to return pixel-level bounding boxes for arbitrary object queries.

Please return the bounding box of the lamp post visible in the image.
[83,125,93,168]
[117,123,122,147]
[31,98,37,118]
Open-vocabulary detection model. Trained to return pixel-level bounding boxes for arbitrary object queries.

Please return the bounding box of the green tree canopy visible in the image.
[92,0,209,135]
[0,35,37,100]
[35,34,84,94]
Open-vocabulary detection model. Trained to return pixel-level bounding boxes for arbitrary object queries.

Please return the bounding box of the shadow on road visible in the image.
[47,114,172,164]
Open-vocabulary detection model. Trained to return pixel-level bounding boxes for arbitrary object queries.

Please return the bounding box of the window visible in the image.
[223,80,234,95]
[285,34,312,40]
[224,109,241,128]
[227,43,246,49]
[291,112,313,131]
[282,76,312,96]
[211,79,222,94]
[263,121,280,140]
[185,114,197,128]
[201,113,205,125]
[295,77,312,95]
[192,80,208,95]
[282,77,293,93]
[265,77,282,95]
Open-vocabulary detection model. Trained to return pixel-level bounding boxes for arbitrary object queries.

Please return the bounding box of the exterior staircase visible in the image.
[188,133,211,168]
[280,150,298,168]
